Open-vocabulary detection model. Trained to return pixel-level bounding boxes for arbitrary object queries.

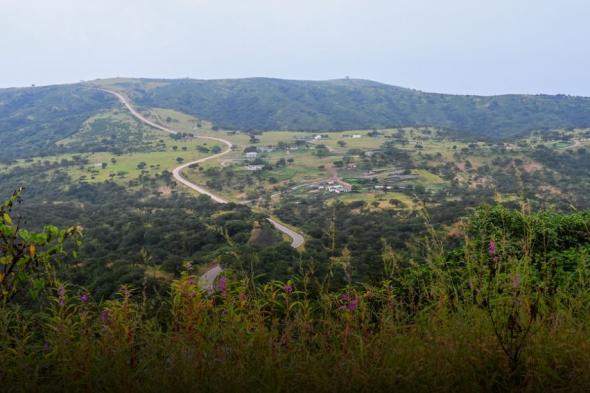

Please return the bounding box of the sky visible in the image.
[1,0,589,95]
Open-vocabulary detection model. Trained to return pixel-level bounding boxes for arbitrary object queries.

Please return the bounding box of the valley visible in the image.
[1,78,590,295]
[4,1,590,389]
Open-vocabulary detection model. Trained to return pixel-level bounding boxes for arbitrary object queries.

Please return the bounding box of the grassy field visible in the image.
[0,109,220,188]
[134,108,588,212]
[333,191,417,210]
[3,96,588,213]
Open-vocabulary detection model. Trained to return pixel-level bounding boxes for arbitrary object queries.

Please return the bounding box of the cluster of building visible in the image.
[317,181,351,194]
[244,145,276,159]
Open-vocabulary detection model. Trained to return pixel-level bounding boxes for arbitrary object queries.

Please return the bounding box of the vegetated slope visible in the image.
[0,85,115,160]
[2,77,590,161]
[104,77,590,138]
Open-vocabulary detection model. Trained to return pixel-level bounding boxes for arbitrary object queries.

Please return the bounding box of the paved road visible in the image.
[266,218,305,248]
[100,89,234,204]
[100,88,305,288]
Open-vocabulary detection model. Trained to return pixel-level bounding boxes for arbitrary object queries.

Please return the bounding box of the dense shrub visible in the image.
[2,199,590,391]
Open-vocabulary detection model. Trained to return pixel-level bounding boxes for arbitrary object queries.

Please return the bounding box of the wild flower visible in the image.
[80,292,89,303]
[347,297,359,312]
[100,310,111,324]
[283,284,293,294]
[340,294,359,312]
[488,240,497,257]
[217,276,227,295]
[57,286,65,307]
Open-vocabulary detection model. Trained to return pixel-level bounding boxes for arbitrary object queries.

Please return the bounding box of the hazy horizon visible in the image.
[2,0,589,96]
[7,76,590,99]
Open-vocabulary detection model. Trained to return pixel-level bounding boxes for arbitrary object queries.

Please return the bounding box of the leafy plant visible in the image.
[0,188,81,303]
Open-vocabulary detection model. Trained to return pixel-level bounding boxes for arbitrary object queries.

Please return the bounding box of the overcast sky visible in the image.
[1,0,589,95]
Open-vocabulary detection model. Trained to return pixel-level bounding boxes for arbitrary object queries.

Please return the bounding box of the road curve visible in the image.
[266,218,304,248]
[99,88,305,287]
[99,89,234,203]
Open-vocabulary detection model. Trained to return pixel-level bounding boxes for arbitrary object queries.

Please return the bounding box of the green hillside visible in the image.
[98,77,590,137]
[2,77,590,161]
[0,85,115,160]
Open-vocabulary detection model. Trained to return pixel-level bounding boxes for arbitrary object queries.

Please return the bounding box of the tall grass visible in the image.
[2,205,590,392]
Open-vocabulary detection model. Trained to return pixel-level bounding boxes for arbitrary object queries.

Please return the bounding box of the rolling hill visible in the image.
[100,77,590,137]
[0,85,115,160]
[2,77,590,160]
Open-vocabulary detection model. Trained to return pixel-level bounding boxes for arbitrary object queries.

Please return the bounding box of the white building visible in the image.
[245,152,258,159]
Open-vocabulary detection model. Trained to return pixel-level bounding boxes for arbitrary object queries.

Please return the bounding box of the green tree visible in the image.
[0,188,81,303]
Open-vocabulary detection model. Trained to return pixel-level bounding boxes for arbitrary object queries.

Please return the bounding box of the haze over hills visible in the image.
[2,76,590,160]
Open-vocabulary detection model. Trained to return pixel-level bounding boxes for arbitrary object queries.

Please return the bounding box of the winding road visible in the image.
[100,88,305,288]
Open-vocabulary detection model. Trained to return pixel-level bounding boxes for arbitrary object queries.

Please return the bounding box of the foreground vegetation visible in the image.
[2,189,590,392]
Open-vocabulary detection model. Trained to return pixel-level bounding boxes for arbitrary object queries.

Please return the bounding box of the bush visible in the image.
[2,198,590,391]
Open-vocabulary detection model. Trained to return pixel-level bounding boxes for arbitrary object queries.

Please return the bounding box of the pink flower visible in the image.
[217,276,227,294]
[283,284,293,294]
[80,293,89,303]
[347,297,359,312]
[488,240,497,257]
[340,294,359,312]
[100,310,111,324]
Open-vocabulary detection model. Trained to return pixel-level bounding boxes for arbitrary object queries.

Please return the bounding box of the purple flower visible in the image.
[340,294,358,312]
[347,297,359,312]
[57,286,65,307]
[80,293,89,303]
[43,341,50,352]
[100,310,111,324]
[283,284,293,294]
[217,276,227,294]
[488,240,497,257]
